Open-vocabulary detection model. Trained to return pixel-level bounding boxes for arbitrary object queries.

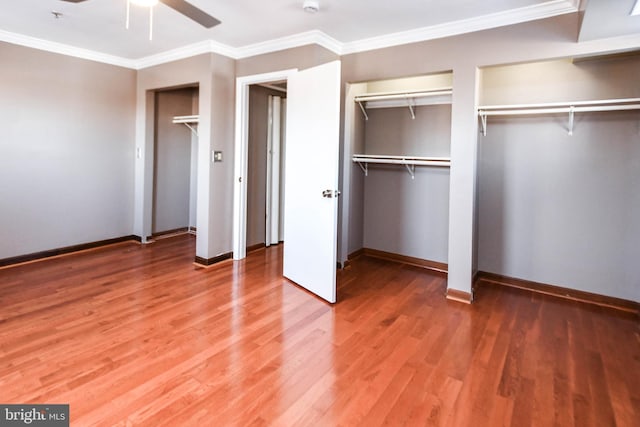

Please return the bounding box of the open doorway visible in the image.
[246,83,287,252]
[152,86,199,239]
[234,62,342,303]
[233,69,298,260]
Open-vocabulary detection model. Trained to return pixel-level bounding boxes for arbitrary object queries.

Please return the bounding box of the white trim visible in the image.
[134,40,238,69]
[233,69,298,260]
[0,1,580,69]
[478,98,640,111]
[0,29,136,68]
[234,30,343,59]
[632,0,640,16]
[341,0,579,55]
[257,83,287,93]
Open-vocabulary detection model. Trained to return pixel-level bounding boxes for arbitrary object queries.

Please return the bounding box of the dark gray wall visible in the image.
[477,57,640,302]
[153,88,196,234]
[0,42,136,259]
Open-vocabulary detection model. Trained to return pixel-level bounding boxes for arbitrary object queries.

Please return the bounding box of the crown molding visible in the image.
[1,0,580,70]
[341,0,580,55]
[133,39,238,70]
[133,30,344,69]
[0,29,136,69]
[233,30,343,59]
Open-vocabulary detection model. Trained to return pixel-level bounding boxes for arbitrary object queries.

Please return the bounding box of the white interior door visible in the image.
[266,96,282,247]
[270,97,282,246]
[283,60,341,303]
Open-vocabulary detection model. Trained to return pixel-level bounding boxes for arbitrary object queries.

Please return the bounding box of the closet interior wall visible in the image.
[152,87,198,235]
[348,73,453,266]
[477,56,640,302]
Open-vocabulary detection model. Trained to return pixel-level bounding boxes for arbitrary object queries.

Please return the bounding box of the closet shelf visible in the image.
[355,88,452,121]
[478,98,640,136]
[352,154,451,180]
[172,115,199,136]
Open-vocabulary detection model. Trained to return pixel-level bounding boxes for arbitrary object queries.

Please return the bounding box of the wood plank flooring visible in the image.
[0,234,638,426]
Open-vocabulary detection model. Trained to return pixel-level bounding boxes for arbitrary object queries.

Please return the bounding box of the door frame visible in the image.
[233,69,298,260]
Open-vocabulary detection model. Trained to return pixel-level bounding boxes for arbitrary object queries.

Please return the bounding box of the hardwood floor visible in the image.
[0,234,638,426]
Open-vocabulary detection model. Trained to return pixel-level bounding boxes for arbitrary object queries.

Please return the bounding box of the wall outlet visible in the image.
[213,151,223,162]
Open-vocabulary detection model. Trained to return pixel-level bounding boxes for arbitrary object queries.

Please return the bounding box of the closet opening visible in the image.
[151,85,199,240]
[342,72,453,273]
[246,82,288,253]
[475,56,640,305]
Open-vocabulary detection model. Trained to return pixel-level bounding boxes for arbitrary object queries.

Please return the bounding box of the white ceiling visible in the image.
[579,0,640,41]
[3,0,631,69]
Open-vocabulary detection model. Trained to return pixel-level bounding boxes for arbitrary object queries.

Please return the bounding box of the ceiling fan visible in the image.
[60,0,221,29]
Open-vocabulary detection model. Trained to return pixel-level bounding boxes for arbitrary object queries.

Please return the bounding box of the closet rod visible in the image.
[478,99,640,136]
[354,158,450,166]
[354,89,452,103]
[353,154,450,162]
[172,115,199,137]
[353,155,450,179]
[479,103,640,116]
[478,97,640,111]
[172,115,199,124]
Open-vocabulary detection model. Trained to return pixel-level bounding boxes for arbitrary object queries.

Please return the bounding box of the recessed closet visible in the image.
[152,87,198,237]
[476,56,640,302]
[344,73,453,270]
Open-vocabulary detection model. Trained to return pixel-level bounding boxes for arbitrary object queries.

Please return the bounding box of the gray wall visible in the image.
[477,57,640,302]
[135,53,236,260]
[189,92,199,228]
[363,105,451,157]
[345,84,367,256]
[236,45,339,77]
[207,54,238,257]
[363,167,451,262]
[360,105,451,263]
[0,42,136,259]
[246,85,269,247]
[153,88,196,234]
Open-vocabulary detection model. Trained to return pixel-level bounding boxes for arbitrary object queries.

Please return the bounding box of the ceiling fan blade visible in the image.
[159,0,221,28]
